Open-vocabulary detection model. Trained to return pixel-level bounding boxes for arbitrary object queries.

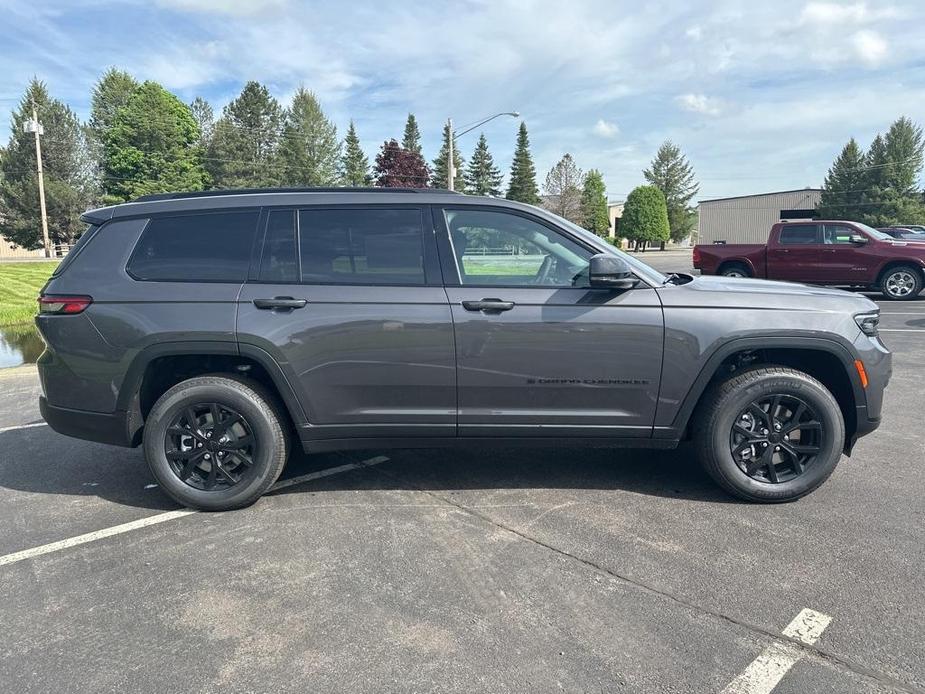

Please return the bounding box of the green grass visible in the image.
[0,262,59,326]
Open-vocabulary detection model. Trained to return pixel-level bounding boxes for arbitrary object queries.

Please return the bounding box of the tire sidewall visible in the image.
[881,266,923,300]
[144,381,282,510]
[708,373,844,501]
[721,264,749,278]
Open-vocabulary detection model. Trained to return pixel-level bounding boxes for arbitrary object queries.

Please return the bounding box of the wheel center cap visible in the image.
[768,432,781,444]
[207,439,222,452]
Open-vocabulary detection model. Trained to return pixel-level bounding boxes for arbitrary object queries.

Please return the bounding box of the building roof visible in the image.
[699,188,822,205]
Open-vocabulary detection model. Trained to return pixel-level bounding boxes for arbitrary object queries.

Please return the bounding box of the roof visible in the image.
[699,188,823,205]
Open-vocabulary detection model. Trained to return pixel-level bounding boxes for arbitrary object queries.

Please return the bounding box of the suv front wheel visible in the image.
[143,376,289,511]
[694,367,845,502]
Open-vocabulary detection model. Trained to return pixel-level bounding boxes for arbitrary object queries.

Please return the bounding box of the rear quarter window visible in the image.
[127,211,259,282]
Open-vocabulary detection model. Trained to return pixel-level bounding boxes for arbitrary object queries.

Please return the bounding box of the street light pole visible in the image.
[445,111,519,193]
[25,102,51,258]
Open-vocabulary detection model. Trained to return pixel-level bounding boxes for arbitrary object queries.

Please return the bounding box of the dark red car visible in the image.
[693,220,925,300]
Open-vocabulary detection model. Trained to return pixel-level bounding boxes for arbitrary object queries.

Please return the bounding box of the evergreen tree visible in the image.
[643,140,699,243]
[207,81,282,188]
[464,132,503,195]
[580,169,610,236]
[860,120,925,226]
[374,139,430,187]
[543,153,583,222]
[189,96,215,152]
[88,68,138,149]
[431,121,464,190]
[817,138,867,220]
[0,80,95,249]
[883,116,924,196]
[402,113,423,155]
[278,87,341,186]
[506,122,540,204]
[341,120,371,186]
[621,185,670,251]
[102,81,208,202]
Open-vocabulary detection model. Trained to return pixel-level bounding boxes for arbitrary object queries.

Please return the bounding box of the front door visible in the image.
[236,205,456,442]
[436,206,664,439]
[816,223,875,284]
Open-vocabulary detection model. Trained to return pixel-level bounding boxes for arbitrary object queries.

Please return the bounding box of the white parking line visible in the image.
[0,455,390,568]
[721,608,832,694]
[0,422,47,434]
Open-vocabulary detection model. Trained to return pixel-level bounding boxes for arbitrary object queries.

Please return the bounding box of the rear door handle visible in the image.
[462,298,515,313]
[253,297,307,310]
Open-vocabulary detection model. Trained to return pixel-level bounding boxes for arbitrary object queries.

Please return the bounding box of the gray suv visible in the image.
[36,188,891,510]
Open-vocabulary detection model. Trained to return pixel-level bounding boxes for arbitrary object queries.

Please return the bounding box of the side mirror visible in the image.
[850,234,868,245]
[588,254,639,290]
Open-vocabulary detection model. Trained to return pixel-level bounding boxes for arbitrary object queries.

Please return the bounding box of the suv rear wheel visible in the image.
[880,265,923,300]
[694,367,844,502]
[143,375,289,511]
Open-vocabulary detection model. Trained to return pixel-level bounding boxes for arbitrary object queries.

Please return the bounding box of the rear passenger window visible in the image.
[297,208,425,285]
[128,211,259,282]
[778,225,819,245]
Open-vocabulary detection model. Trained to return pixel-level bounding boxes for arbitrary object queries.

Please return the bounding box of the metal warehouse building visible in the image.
[697,188,822,244]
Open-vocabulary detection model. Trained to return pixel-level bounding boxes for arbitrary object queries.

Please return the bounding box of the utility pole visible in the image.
[447,118,455,192]
[25,102,51,258]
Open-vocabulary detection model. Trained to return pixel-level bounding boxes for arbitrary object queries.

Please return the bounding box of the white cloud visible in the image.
[676,93,723,116]
[686,25,702,40]
[593,119,619,138]
[800,2,897,25]
[851,30,888,65]
[155,0,288,15]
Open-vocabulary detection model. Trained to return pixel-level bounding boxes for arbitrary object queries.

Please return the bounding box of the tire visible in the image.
[694,366,845,503]
[719,262,751,278]
[143,375,290,511]
[879,265,923,300]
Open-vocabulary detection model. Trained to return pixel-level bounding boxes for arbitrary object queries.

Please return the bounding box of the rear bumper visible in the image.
[40,397,134,447]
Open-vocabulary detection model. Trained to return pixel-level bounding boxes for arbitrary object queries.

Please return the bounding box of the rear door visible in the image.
[435,205,664,438]
[767,224,823,282]
[236,205,456,442]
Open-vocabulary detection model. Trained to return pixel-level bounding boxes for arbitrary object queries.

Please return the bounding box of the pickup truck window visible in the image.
[779,224,820,245]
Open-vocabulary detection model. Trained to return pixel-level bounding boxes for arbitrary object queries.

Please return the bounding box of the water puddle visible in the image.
[0,323,45,368]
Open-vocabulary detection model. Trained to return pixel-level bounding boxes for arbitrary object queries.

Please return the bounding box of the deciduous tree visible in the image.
[374,139,430,188]
[543,153,583,222]
[620,185,670,251]
[580,169,610,236]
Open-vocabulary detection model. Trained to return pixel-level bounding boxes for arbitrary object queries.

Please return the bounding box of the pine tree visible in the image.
[431,122,464,190]
[621,185,670,251]
[374,139,430,188]
[643,140,699,243]
[861,120,925,226]
[464,132,503,195]
[189,96,215,152]
[883,116,924,196]
[817,139,867,221]
[0,80,95,249]
[543,153,583,222]
[402,114,423,155]
[341,120,371,186]
[88,68,138,148]
[580,169,610,236]
[207,81,282,188]
[506,122,540,204]
[102,81,208,202]
[278,87,341,186]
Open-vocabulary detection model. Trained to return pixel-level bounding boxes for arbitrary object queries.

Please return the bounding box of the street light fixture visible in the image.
[446,111,520,192]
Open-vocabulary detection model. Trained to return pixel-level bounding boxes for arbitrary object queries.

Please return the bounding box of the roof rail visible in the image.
[132,187,458,202]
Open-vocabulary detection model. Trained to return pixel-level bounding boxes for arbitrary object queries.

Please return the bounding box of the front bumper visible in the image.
[40,397,135,447]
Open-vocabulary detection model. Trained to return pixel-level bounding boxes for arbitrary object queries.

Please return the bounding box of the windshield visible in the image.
[546,214,670,285]
[854,222,893,241]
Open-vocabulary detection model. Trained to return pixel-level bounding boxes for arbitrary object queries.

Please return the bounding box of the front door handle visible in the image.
[462,298,515,313]
[253,296,307,310]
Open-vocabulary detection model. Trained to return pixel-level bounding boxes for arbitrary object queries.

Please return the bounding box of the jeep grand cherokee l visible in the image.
[37,188,891,510]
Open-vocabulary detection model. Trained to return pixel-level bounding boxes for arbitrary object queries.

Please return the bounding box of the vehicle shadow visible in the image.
[274,443,737,504]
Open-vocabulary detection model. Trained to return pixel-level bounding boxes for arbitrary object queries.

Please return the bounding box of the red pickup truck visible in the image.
[693,220,925,300]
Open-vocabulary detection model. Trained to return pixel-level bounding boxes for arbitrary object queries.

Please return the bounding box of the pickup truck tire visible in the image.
[694,366,844,503]
[143,375,290,511]
[718,262,751,278]
[879,265,923,300]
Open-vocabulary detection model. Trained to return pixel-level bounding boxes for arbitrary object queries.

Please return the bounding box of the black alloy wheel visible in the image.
[729,394,822,484]
[165,402,256,491]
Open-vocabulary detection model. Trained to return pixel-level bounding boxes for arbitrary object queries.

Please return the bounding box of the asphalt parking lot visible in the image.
[1,253,924,693]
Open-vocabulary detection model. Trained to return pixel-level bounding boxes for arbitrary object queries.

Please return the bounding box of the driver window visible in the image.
[824,224,859,245]
[444,208,592,287]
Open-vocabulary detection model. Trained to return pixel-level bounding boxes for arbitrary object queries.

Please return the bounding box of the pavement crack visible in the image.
[362,460,923,694]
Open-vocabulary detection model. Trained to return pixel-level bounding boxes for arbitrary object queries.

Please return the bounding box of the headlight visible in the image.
[854,312,880,337]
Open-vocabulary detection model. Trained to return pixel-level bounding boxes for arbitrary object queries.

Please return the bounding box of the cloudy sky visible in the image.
[1,0,923,201]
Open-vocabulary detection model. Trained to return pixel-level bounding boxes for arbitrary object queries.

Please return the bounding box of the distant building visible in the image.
[0,233,44,260]
[697,188,822,245]
[607,201,624,239]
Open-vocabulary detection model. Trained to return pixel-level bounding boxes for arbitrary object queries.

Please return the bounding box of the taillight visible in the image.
[692,246,701,266]
[38,295,93,315]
